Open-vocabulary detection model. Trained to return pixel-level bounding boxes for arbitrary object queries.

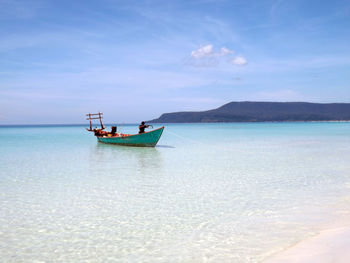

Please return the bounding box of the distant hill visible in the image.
[149,102,350,123]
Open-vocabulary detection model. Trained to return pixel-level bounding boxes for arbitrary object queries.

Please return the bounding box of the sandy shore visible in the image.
[263,226,350,263]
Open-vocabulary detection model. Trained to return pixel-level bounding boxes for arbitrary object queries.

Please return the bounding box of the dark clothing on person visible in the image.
[139,124,147,134]
[111,126,117,135]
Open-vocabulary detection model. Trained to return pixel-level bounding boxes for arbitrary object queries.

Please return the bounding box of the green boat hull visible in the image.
[97,127,164,147]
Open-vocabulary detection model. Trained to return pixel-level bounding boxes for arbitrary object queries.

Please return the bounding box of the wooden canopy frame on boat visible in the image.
[86,112,105,131]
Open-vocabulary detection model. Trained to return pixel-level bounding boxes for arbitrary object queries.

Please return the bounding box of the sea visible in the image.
[1,122,350,262]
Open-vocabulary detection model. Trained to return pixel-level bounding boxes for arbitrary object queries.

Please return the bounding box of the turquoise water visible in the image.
[1,123,350,262]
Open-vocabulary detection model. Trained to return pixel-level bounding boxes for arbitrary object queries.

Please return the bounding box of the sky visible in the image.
[1,0,350,124]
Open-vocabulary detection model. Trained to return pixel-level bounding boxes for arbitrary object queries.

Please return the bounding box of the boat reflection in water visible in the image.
[90,143,164,177]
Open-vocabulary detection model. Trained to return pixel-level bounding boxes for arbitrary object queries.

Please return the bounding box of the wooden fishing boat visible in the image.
[97,127,164,147]
[86,112,164,147]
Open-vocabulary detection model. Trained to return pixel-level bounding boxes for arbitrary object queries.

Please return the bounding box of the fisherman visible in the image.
[138,121,150,134]
[111,126,117,135]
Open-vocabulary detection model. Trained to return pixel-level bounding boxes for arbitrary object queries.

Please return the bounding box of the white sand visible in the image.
[263,227,350,263]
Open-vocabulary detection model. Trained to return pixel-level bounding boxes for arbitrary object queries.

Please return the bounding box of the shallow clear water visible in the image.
[1,123,350,262]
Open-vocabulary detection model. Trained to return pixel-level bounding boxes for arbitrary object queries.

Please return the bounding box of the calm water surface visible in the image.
[1,123,350,262]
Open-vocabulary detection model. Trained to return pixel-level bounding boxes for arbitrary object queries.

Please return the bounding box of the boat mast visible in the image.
[88,113,92,131]
[98,112,104,129]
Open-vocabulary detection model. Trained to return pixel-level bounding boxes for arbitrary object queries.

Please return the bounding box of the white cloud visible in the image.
[190,45,234,59]
[191,44,214,58]
[189,44,242,67]
[231,56,247,65]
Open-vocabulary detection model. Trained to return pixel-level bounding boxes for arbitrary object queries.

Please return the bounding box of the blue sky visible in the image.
[1,0,350,124]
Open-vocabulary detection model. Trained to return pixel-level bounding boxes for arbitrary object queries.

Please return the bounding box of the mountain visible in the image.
[149,102,350,123]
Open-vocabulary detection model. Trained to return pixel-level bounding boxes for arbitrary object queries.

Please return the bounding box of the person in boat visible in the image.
[139,121,150,134]
[111,126,117,135]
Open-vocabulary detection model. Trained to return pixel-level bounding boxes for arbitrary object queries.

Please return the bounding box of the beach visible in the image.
[1,123,350,262]
[264,226,350,263]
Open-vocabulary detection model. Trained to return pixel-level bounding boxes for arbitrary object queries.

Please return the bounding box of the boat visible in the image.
[86,112,164,147]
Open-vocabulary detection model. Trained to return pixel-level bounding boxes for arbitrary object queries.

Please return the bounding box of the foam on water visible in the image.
[1,123,350,262]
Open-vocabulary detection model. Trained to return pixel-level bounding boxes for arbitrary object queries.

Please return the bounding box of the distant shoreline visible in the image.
[149,101,350,123]
[148,120,350,123]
